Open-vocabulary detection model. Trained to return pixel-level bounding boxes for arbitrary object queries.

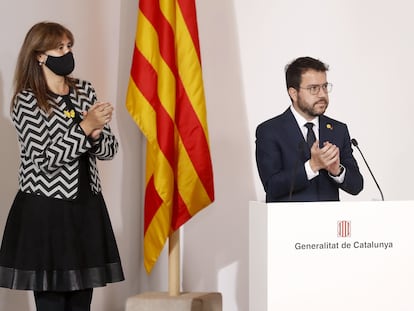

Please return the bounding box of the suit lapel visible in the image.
[283,108,310,158]
[283,108,306,143]
[319,116,335,144]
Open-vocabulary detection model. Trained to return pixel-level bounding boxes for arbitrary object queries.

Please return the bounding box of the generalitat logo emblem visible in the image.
[337,220,351,237]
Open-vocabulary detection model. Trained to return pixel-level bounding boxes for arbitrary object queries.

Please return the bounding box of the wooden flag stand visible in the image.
[168,230,180,296]
[125,229,222,311]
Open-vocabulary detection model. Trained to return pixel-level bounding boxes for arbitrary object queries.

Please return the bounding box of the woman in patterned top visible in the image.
[0,21,124,311]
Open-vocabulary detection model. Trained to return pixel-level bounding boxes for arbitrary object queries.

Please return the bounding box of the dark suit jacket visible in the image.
[255,108,363,202]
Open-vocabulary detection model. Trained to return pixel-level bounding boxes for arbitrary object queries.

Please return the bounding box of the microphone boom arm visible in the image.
[351,138,384,201]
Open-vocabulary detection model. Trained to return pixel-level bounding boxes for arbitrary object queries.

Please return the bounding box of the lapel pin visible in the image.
[64,109,75,119]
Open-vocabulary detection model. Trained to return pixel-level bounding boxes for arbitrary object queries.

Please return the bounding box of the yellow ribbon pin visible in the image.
[64,109,75,119]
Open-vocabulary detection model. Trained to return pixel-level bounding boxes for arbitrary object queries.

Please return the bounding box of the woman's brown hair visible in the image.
[11,22,76,112]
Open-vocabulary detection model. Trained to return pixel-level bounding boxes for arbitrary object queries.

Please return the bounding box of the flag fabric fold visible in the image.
[126,0,214,273]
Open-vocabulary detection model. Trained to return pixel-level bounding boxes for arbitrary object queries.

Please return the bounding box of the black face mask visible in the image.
[45,52,75,76]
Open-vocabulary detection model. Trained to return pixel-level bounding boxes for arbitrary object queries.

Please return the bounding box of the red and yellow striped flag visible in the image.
[126,0,214,273]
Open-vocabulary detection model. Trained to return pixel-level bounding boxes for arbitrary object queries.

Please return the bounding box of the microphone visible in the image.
[351,138,384,201]
[289,141,305,200]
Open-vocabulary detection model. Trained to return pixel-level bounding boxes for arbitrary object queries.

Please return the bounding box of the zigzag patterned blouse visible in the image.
[12,79,118,200]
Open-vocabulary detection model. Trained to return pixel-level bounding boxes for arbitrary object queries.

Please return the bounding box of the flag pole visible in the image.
[168,229,180,296]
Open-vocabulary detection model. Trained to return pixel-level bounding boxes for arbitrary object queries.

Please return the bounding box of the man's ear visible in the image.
[288,87,297,102]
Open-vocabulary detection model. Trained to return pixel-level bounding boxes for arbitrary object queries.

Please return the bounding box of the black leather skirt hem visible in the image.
[0,262,124,291]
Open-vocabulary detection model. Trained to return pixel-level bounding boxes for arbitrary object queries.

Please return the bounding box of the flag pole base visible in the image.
[126,292,222,311]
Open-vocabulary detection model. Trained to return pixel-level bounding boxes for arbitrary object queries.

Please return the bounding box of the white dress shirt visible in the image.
[290,106,345,183]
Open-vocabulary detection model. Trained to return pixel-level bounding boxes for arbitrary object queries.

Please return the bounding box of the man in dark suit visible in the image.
[255,56,363,202]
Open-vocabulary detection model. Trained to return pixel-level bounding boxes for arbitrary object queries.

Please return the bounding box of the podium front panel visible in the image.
[249,200,414,311]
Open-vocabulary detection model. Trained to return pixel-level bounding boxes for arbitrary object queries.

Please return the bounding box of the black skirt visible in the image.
[0,155,124,291]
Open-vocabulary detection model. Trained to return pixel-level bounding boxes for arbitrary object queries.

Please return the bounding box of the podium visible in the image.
[249,200,414,311]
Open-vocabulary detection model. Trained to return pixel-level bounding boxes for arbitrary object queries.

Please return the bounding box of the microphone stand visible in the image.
[351,138,384,201]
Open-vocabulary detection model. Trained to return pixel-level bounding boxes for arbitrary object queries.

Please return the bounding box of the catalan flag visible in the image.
[126,0,214,273]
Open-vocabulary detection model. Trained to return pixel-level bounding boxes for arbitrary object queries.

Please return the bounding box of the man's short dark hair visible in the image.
[285,56,329,90]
